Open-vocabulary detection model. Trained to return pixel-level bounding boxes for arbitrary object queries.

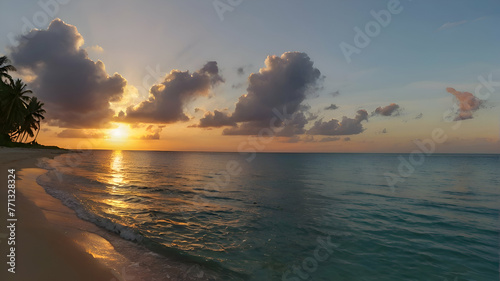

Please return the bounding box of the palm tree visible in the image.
[0,56,16,84]
[1,79,32,138]
[17,97,45,143]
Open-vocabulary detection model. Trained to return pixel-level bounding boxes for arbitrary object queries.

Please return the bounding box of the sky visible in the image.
[0,0,499,153]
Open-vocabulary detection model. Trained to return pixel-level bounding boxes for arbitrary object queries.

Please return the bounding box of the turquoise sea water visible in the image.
[37,151,499,280]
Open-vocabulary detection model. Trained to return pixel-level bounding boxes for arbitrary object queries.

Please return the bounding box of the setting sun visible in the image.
[109,124,129,140]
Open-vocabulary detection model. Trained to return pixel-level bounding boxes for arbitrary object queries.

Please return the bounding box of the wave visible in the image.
[35,156,247,280]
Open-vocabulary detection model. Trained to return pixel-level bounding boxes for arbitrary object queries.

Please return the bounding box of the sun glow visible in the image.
[109,124,130,140]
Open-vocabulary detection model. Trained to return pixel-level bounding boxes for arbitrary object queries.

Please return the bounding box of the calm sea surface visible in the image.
[37,151,499,280]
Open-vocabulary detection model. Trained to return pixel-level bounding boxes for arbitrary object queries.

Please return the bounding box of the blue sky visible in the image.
[0,0,499,152]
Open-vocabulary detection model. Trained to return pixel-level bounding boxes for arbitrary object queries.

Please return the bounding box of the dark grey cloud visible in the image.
[198,52,322,136]
[415,113,423,119]
[10,19,127,128]
[330,90,340,97]
[373,103,400,116]
[237,67,245,75]
[198,110,236,128]
[343,137,351,141]
[122,62,223,123]
[307,110,368,136]
[325,104,338,110]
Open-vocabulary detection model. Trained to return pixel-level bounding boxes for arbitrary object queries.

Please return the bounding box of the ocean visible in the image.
[36,151,499,280]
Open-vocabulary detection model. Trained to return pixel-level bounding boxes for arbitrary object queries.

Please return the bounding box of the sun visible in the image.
[109,124,129,140]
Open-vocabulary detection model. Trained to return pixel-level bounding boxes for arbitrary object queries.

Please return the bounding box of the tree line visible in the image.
[0,56,45,144]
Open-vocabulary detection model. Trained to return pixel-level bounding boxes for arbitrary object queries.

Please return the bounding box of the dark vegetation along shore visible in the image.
[0,55,61,150]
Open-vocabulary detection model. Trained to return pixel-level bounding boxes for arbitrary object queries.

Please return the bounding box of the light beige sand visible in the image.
[0,148,219,281]
[0,148,117,281]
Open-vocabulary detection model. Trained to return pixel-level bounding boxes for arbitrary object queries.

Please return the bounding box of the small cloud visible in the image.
[140,125,165,140]
[330,90,340,97]
[415,113,423,119]
[86,45,104,53]
[306,111,319,121]
[343,137,351,142]
[381,128,387,134]
[232,82,245,89]
[438,20,468,30]
[324,104,338,110]
[446,87,482,121]
[307,110,368,136]
[319,137,341,142]
[373,103,401,116]
[438,16,486,31]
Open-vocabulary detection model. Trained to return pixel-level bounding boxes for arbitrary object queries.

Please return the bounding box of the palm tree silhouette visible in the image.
[0,56,46,144]
[0,56,16,84]
[17,97,46,143]
[1,79,32,137]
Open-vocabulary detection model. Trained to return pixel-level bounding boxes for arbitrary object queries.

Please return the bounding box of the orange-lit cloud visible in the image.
[446,87,482,120]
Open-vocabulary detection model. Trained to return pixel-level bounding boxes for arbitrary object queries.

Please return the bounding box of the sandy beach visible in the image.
[0,148,118,281]
[0,148,221,281]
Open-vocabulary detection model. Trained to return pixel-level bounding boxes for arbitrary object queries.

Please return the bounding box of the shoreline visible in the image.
[0,148,215,281]
[0,148,117,281]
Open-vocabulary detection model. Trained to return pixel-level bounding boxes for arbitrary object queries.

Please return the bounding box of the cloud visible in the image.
[140,125,165,140]
[237,67,245,75]
[9,19,127,128]
[373,103,400,116]
[86,45,104,53]
[381,128,387,134]
[57,129,105,138]
[438,20,468,30]
[198,52,322,136]
[446,87,482,120]
[438,17,486,31]
[121,61,223,123]
[324,104,338,110]
[198,110,236,128]
[307,110,368,136]
[319,137,341,142]
[415,113,423,119]
[330,90,340,97]
[343,137,351,142]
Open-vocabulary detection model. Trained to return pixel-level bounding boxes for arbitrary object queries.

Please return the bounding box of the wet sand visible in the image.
[0,147,218,281]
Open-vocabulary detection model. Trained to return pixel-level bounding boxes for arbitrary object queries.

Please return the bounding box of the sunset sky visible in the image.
[1,0,499,152]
